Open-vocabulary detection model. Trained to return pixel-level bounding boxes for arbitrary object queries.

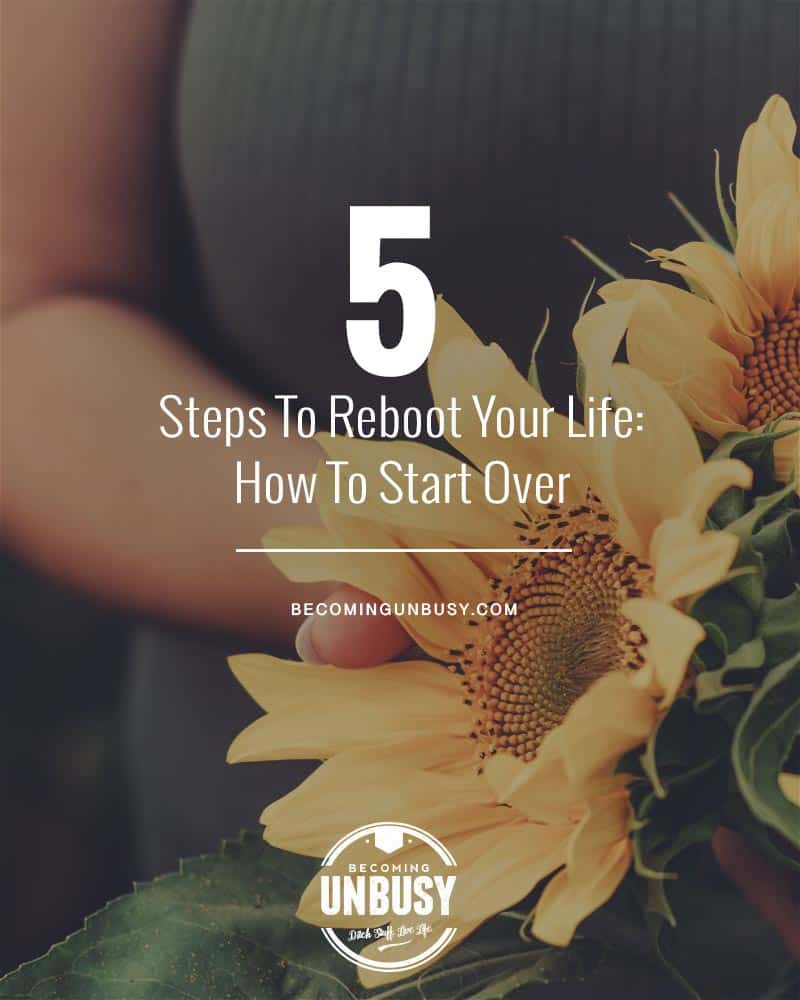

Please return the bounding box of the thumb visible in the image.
[294,585,412,668]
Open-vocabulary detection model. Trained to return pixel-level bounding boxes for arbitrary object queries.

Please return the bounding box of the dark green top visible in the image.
[127,10,799,990]
[175,0,800,410]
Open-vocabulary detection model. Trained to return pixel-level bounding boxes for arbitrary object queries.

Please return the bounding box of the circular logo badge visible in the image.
[318,822,457,974]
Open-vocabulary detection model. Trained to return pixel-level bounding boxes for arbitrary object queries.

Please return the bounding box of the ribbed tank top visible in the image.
[176,0,799,410]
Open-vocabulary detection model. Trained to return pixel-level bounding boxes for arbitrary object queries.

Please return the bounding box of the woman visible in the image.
[3,0,798,988]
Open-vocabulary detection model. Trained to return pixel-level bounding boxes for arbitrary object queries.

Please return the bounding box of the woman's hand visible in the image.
[712,828,800,959]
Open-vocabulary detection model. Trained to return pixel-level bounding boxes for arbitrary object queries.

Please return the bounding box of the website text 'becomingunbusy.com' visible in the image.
[291,600,518,619]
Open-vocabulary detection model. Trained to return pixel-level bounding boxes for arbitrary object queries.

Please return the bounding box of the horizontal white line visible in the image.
[236,547,573,554]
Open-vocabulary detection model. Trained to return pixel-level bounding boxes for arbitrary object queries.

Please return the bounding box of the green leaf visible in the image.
[566,237,624,281]
[631,702,730,928]
[691,444,799,675]
[572,279,597,406]
[731,649,800,849]
[641,813,719,929]
[1,832,354,1000]
[723,480,796,557]
[706,429,796,525]
[720,481,798,613]
[752,511,800,599]
[640,712,671,800]
[575,356,587,407]
[759,587,800,663]
[638,700,729,796]
[0,833,604,1000]
[695,637,766,704]
[692,620,727,671]
[667,191,730,255]
[462,941,602,999]
[713,149,737,251]
[526,309,551,396]
[629,425,800,997]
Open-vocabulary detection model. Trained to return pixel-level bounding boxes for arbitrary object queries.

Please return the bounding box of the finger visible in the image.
[295,584,412,668]
[712,827,800,959]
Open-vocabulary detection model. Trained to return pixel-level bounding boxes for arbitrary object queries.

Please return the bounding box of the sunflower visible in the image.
[594,95,799,482]
[228,299,750,985]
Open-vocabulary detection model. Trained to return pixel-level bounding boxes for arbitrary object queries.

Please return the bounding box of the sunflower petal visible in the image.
[487,732,583,823]
[532,839,630,946]
[600,277,751,359]
[623,598,705,705]
[587,364,703,557]
[736,95,799,232]
[316,433,518,545]
[296,802,523,932]
[673,457,753,530]
[597,281,748,436]
[264,520,446,620]
[266,532,498,660]
[778,772,800,808]
[650,518,740,603]
[268,506,495,660]
[772,421,800,488]
[482,750,526,803]
[651,241,758,337]
[227,656,470,758]
[573,298,634,374]
[260,755,500,856]
[565,792,631,881]
[556,672,659,785]
[450,823,569,923]
[430,298,591,506]
[736,183,800,316]
[355,819,569,988]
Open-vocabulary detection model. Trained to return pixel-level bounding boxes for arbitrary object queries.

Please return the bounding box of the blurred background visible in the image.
[0,554,131,973]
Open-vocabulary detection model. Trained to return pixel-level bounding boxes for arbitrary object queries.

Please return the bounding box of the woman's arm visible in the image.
[1,0,328,640]
[3,297,329,640]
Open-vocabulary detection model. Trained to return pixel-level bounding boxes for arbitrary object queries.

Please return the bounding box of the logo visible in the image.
[318,822,457,974]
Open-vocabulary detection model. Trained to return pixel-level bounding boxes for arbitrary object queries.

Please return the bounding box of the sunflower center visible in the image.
[743,300,800,430]
[457,501,653,764]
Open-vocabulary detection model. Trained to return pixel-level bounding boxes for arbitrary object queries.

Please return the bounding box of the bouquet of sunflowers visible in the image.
[3,97,797,1000]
